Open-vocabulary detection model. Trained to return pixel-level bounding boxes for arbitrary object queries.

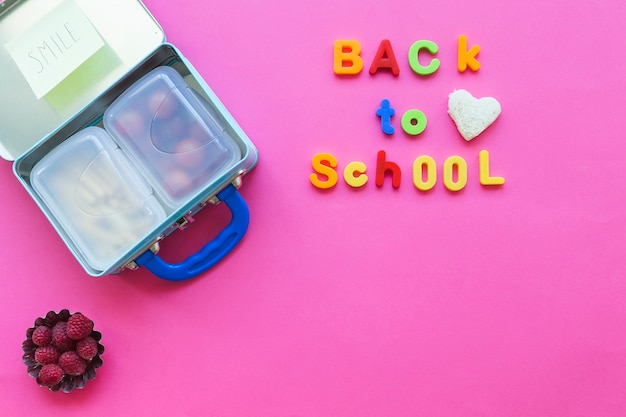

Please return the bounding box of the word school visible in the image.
[310,150,505,191]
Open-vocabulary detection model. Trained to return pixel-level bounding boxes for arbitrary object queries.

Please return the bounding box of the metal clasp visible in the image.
[122,241,161,271]
[175,214,195,230]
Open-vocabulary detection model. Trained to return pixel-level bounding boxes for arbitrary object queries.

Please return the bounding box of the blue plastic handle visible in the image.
[135,184,249,281]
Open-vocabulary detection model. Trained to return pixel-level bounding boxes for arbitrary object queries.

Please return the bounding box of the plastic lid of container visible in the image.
[31,126,166,271]
[104,66,242,208]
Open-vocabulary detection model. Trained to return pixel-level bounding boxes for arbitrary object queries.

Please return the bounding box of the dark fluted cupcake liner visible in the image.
[22,309,104,393]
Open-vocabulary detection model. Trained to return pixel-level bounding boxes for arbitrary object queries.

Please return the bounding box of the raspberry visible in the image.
[67,313,94,340]
[38,364,63,387]
[34,345,60,365]
[76,337,98,360]
[51,322,76,352]
[31,326,52,347]
[58,351,87,376]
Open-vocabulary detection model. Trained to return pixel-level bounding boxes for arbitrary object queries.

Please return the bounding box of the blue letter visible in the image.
[376,98,395,135]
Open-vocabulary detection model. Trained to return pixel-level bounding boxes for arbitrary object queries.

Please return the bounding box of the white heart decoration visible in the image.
[448,89,501,141]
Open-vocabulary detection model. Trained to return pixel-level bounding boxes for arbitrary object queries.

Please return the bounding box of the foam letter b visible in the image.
[333,40,364,75]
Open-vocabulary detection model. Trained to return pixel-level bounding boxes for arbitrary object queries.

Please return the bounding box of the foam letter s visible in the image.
[310,153,339,189]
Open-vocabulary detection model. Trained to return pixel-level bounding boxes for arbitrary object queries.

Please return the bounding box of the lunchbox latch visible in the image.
[204,174,244,206]
[123,241,161,271]
[175,215,195,230]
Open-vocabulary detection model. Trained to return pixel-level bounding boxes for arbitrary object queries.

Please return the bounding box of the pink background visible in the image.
[2,0,626,415]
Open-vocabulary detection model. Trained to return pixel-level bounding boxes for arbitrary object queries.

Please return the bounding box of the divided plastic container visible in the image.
[23,64,256,280]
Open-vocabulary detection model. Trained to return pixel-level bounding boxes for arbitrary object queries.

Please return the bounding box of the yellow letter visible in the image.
[443,156,468,191]
[479,150,505,186]
[333,40,364,75]
[343,161,368,188]
[412,155,437,191]
[310,153,338,189]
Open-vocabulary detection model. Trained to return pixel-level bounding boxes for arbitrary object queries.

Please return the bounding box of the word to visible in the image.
[376,98,427,136]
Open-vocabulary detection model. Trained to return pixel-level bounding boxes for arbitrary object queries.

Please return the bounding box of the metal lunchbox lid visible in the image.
[0,0,164,160]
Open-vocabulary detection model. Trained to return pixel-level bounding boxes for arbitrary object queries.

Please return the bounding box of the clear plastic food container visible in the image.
[31,126,167,271]
[104,66,242,208]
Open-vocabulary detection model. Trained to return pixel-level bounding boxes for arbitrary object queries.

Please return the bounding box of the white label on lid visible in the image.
[4,0,105,99]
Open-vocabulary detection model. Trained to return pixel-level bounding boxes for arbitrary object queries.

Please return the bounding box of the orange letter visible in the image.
[333,40,364,75]
[457,35,480,72]
[310,153,338,189]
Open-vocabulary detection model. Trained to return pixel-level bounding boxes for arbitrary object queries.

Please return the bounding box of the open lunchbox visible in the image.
[0,0,258,280]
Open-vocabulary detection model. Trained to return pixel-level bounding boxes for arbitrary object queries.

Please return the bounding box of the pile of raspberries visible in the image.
[23,310,104,392]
